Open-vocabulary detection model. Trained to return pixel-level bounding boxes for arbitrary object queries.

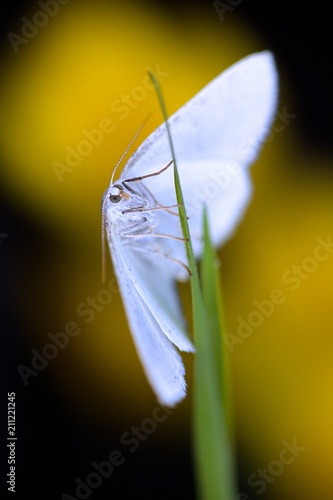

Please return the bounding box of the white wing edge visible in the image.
[123,246,195,352]
[107,230,188,406]
[122,50,278,178]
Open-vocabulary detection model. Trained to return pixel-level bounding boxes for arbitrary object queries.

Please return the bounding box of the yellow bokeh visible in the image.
[2,1,333,498]
[1,1,250,233]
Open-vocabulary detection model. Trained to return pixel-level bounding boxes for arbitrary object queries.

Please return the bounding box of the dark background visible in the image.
[1,1,332,499]
[1,1,332,154]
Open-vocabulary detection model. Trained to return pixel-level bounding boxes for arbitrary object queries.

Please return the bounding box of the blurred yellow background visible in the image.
[1,1,333,499]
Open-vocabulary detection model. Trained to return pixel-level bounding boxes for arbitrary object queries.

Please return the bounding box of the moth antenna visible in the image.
[102,112,153,282]
[110,112,153,185]
[101,194,109,283]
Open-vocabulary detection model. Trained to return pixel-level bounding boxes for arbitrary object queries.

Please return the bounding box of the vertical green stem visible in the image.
[149,71,237,500]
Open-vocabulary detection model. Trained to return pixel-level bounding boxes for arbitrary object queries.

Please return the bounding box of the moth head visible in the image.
[109,184,130,203]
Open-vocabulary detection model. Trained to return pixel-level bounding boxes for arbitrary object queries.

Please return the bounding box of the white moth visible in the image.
[102,51,278,407]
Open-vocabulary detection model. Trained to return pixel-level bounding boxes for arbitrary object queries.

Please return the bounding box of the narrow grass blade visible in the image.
[198,209,237,499]
[149,71,237,500]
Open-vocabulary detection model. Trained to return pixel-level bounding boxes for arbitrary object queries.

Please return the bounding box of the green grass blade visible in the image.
[147,71,195,270]
[198,209,237,499]
[149,71,237,500]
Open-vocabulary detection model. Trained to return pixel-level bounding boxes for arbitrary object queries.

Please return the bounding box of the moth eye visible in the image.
[110,184,123,203]
[110,194,121,203]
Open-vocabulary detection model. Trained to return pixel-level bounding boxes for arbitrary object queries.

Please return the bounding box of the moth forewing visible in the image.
[103,164,194,351]
[102,51,278,404]
[106,230,189,406]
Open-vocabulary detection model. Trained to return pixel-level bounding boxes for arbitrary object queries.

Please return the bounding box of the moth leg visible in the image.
[121,160,175,211]
[118,218,151,236]
[122,160,173,187]
[122,160,184,217]
[127,244,191,277]
[137,184,183,217]
[122,203,182,216]
[120,224,188,243]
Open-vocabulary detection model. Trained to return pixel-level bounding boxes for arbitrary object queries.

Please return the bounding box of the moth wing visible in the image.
[119,51,278,267]
[107,228,193,406]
